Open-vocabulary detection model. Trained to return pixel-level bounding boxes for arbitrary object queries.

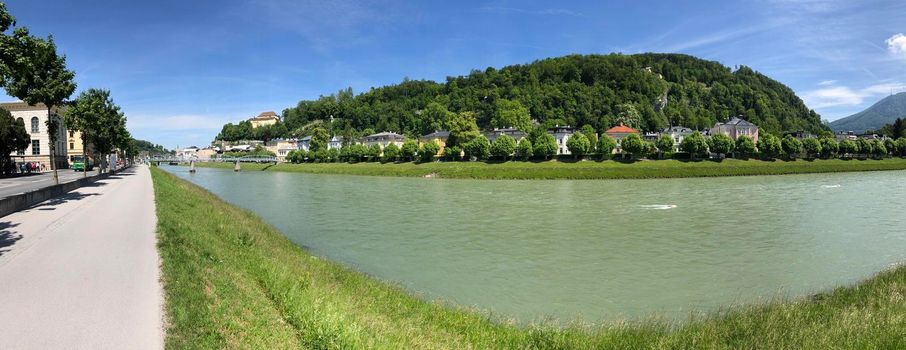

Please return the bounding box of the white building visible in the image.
[662,126,696,152]
[548,126,574,155]
[361,132,404,149]
[2,101,68,169]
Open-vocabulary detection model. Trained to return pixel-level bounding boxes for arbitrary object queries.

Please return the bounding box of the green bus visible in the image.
[71,155,94,172]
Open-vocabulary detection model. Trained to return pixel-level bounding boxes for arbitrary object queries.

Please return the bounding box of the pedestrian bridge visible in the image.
[149,156,279,164]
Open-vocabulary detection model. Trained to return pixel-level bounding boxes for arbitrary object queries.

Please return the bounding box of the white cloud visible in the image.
[801,82,906,109]
[887,33,906,57]
[818,80,837,86]
[476,6,583,17]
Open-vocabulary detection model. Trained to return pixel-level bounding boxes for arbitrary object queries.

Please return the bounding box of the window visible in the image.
[70,142,75,150]
[31,140,40,155]
[69,130,74,138]
[31,117,39,133]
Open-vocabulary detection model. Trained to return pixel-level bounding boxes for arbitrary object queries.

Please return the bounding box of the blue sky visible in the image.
[5,0,906,148]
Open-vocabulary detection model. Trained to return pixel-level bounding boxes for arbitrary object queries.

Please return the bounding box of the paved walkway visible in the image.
[0,165,163,349]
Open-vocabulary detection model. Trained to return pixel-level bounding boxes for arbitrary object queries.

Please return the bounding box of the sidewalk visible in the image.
[0,165,163,349]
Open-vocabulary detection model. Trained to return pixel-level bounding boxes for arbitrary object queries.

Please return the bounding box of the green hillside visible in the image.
[219,53,826,141]
[829,92,906,133]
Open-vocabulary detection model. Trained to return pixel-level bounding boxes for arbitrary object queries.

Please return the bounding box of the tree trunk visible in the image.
[48,107,59,185]
[82,133,88,178]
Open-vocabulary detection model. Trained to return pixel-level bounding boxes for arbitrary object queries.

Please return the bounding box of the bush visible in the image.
[490,135,517,160]
[820,138,838,158]
[533,134,557,160]
[463,135,491,160]
[443,145,462,161]
[708,133,735,157]
[781,135,803,160]
[598,135,617,160]
[757,134,782,159]
[400,139,419,162]
[655,134,674,159]
[515,138,533,160]
[368,144,383,162]
[802,138,822,159]
[419,141,440,162]
[856,139,872,157]
[735,135,756,158]
[897,138,906,156]
[620,134,646,159]
[838,140,858,158]
[565,132,590,159]
[871,139,887,158]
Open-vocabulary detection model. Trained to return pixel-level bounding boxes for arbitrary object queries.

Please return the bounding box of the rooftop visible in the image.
[605,123,640,134]
[251,111,280,121]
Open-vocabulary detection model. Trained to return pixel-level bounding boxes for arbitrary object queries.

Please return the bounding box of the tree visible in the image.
[0,108,29,174]
[735,135,756,159]
[819,138,838,158]
[368,143,382,161]
[615,103,642,129]
[870,139,886,159]
[2,30,76,183]
[598,134,617,159]
[620,133,646,159]
[565,132,590,159]
[490,134,517,160]
[66,88,125,174]
[515,138,533,160]
[309,127,329,152]
[382,142,400,162]
[838,139,857,158]
[896,138,906,157]
[400,139,418,162]
[884,138,897,157]
[491,99,532,131]
[580,125,598,154]
[419,141,440,162]
[680,132,709,159]
[707,133,735,158]
[655,134,674,159]
[802,138,822,159]
[446,111,480,147]
[421,101,451,135]
[533,133,557,160]
[463,135,490,160]
[781,135,803,160]
[443,145,461,161]
[856,138,872,157]
[757,134,782,159]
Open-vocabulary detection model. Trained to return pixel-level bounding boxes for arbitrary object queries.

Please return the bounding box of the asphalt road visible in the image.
[0,165,163,349]
[0,169,94,200]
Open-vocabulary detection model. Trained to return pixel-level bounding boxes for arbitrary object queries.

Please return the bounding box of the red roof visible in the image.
[604,123,639,134]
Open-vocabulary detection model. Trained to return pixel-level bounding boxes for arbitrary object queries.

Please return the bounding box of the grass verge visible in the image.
[186,158,906,180]
[152,166,906,349]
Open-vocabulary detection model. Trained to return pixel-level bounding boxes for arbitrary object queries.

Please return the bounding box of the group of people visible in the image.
[15,161,46,174]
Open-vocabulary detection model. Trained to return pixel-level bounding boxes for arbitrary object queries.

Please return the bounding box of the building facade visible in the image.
[548,126,574,155]
[3,101,68,169]
[249,111,280,128]
[66,129,92,165]
[710,117,759,144]
[604,123,640,150]
[362,132,405,149]
[662,126,695,152]
[483,128,527,144]
[418,131,449,157]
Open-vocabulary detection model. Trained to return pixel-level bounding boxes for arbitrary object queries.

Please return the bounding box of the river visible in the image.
[162,165,906,322]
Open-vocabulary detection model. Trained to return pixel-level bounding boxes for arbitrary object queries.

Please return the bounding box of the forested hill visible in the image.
[271,54,825,139]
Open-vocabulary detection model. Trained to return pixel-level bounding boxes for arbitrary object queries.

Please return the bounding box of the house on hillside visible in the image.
[265,138,299,161]
[328,136,344,150]
[662,126,695,152]
[834,131,857,142]
[604,123,640,150]
[548,125,574,155]
[249,111,280,128]
[483,128,527,144]
[710,117,759,143]
[297,136,312,152]
[418,130,449,157]
[362,132,405,149]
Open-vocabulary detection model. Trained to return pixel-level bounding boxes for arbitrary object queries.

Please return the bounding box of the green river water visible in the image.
[164,166,906,322]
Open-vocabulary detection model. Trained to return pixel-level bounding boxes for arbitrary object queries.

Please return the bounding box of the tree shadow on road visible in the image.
[0,221,22,257]
[30,192,100,210]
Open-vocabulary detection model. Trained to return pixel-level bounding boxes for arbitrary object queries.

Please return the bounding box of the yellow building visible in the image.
[2,101,69,169]
[249,111,280,128]
[418,131,449,157]
[66,129,95,165]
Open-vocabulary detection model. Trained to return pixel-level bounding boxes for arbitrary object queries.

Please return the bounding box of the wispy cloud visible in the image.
[887,33,906,58]
[818,80,837,86]
[801,82,906,109]
[476,6,583,17]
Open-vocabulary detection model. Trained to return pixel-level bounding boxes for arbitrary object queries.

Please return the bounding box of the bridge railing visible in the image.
[149,155,279,163]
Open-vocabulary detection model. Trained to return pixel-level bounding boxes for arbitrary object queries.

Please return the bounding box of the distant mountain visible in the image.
[829,92,906,133]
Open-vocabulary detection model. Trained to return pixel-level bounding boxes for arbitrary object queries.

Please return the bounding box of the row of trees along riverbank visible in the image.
[0,2,136,178]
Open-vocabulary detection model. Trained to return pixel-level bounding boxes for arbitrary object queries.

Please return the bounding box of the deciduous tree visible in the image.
[680,131,709,160]
[598,134,617,159]
[707,133,735,157]
[735,135,756,159]
[490,134,516,160]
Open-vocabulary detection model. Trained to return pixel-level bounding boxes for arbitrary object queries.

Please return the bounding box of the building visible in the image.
[483,128,527,144]
[196,147,218,159]
[418,130,449,157]
[66,129,94,165]
[3,101,68,169]
[662,126,695,152]
[265,139,299,161]
[362,132,405,149]
[249,111,280,129]
[328,136,344,150]
[177,146,199,160]
[710,116,759,144]
[548,125,574,155]
[604,123,640,150]
[297,136,312,152]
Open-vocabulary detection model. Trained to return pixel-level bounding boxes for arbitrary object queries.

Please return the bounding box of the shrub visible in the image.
[419,141,440,162]
[598,135,617,159]
[680,132,709,159]
[802,138,822,159]
[400,139,419,162]
[655,134,674,159]
[820,138,838,158]
[565,132,590,159]
[781,135,803,160]
[490,135,517,160]
[382,143,400,162]
[443,145,462,161]
[757,134,782,159]
[463,135,491,160]
[708,133,735,157]
[515,138,533,160]
[735,135,756,158]
[368,144,382,162]
[533,134,557,160]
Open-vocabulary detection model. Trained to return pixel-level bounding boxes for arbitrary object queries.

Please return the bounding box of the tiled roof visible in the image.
[251,111,279,120]
[605,123,639,134]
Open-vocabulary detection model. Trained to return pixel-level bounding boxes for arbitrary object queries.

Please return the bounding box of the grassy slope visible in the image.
[152,167,906,349]
[189,158,906,180]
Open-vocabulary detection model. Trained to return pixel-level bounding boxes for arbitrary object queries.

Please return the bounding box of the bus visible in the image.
[71,155,94,172]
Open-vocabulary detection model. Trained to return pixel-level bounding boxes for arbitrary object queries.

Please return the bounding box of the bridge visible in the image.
[149,155,279,164]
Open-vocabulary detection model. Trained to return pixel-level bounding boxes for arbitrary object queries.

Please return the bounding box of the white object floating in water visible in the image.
[821,184,841,188]
[639,204,677,210]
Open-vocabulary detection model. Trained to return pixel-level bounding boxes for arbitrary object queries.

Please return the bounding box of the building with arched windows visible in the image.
[2,101,70,169]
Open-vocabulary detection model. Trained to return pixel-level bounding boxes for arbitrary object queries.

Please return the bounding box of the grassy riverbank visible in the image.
[152,167,906,349]
[187,157,906,179]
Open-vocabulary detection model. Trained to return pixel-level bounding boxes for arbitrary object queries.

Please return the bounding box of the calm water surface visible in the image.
[164,165,906,322]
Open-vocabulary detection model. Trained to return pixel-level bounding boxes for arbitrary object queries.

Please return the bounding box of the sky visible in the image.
[4,0,906,149]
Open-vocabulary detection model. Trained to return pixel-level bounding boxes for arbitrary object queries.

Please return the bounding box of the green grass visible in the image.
[187,157,906,180]
[152,167,906,349]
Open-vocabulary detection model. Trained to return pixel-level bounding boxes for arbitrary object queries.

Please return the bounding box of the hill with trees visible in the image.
[217,53,826,142]
[133,139,171,155]
[829,92,906,133]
